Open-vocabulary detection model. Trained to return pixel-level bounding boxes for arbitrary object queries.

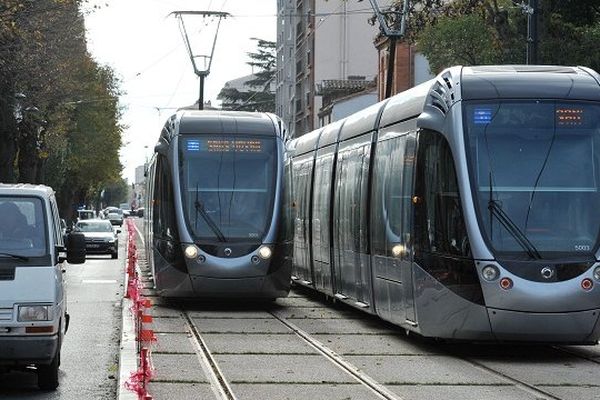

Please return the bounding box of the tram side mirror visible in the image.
[154,141,168,156]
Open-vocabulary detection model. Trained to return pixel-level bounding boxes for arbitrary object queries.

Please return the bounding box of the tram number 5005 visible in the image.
[574,245,591,251]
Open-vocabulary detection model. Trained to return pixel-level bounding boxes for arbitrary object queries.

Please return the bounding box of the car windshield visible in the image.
[464,101,600,259]
[0,197,48,257]
[76,221,114,232]
[179,135,277,242]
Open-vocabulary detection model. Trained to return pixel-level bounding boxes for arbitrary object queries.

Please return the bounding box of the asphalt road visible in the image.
[0,231,125,399]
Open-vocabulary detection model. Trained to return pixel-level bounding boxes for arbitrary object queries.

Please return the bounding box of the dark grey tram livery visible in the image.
[288,65,600,343]
[145,111,292,298]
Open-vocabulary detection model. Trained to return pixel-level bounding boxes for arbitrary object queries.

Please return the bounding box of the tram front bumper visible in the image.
[488,307,600,344]
[189,260,292,299]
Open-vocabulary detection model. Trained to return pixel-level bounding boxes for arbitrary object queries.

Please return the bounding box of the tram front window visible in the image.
[179,136,276,242]
[464,101,600,259]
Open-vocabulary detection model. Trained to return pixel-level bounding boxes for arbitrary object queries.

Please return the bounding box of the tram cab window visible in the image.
[414,131,470,258]
[464,101,600,257]
[153,156,178,241]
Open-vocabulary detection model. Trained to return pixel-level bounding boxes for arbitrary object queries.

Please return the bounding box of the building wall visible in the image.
[276,0,389,138]
[376,39,434,101]
[313,0,389,131]
[332,91,378,121]
[134,165,145,185]
[276,0,297,135]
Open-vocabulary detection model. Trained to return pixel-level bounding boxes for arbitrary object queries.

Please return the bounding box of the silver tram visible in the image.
[287,65,600,343]
[144,110,292,298]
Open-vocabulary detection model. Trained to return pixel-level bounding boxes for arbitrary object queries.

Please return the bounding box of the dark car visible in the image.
[74,219,119,259]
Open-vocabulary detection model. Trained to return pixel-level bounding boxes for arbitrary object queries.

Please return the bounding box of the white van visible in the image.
[0,184,86,390]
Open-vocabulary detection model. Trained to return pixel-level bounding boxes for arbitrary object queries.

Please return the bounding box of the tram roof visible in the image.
[291,127,323,156]
[338,100,389,142]
[318,119,345,149]
[461,65,600,101]
[176,110,279,136]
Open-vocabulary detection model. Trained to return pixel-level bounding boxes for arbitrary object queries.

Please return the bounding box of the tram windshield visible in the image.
[179,135,277,242]
[464,101,600,259]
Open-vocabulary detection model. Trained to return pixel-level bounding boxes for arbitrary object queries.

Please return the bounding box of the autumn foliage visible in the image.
[0,0,123,219]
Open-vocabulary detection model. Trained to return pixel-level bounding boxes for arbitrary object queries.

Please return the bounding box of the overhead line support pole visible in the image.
[364,0,408,99]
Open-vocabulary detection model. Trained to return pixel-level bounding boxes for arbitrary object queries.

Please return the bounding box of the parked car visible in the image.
[106,209,123,227]
[0,184,86,390]
[101,206,119,218]
[76,209,95,222]
[74,219,119,259]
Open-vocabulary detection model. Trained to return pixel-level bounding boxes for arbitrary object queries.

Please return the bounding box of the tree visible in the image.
[0,0,124,221]
[416,14,500,74]
[217,38,276,112]
[405,0,600,73]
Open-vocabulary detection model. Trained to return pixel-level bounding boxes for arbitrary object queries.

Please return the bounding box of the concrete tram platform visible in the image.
[119,219,600,400]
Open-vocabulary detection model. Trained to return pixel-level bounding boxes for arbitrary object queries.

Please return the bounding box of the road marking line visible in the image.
[82,279,118,284]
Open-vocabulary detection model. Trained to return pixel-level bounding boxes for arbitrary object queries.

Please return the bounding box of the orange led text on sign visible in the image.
[206,139,262,152]
[556,108,584,126]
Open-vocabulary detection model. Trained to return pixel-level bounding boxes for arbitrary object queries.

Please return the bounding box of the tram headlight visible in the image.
[594,266,600,281]
[258,246,272,259]
[481,264,500,281]
[391,244,406,258]
[184,245,198,259]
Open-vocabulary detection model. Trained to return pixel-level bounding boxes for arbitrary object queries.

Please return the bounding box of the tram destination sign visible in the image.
[186,138,263,153]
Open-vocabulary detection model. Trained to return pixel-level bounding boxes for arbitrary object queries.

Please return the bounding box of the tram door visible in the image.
[333,134,372,305]
[291,153,315,284]
[311,146,336,295]
[371,126,417,325]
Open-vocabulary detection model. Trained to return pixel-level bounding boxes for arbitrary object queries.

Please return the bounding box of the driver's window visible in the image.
[0,197,48,255]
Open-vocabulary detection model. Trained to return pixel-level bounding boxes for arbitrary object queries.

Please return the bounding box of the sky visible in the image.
[83,0,277,183]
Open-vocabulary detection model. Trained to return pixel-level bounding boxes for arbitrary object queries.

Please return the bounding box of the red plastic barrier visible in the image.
[124,219,154,400]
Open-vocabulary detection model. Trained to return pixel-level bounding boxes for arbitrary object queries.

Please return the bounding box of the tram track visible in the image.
[180,303,403,400]
[448,353,564,400]
[268,309,404,400]
[442,341,600,400]
[182,310,237,400]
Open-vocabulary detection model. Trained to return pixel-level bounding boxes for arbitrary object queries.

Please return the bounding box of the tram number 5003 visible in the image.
[574,245,591,251]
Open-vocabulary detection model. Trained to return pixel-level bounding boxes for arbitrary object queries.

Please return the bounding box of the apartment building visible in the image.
[276,0,390,138]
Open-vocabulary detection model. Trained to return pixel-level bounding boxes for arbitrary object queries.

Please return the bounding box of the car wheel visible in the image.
[37,351,60,390]
[112,252,118,259]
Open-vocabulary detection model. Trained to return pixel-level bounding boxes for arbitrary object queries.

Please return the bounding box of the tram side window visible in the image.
[336,144,369,253]
[292,157,312,243]
[282,160,294,241]
[414,131,469,258]
[312,152,334,262]
[372,132,416,258]
[153,156,178,241]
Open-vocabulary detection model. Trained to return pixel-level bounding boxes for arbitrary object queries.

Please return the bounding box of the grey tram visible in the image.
[287,65,600,343]
[144,111,292,298]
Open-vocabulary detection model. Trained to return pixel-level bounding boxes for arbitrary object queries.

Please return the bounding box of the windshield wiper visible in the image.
[194,183,226,242]
[488,200,541,260]
[0,252,29,261]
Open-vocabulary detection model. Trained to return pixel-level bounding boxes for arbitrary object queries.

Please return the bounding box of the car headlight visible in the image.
[18,305,52,322]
